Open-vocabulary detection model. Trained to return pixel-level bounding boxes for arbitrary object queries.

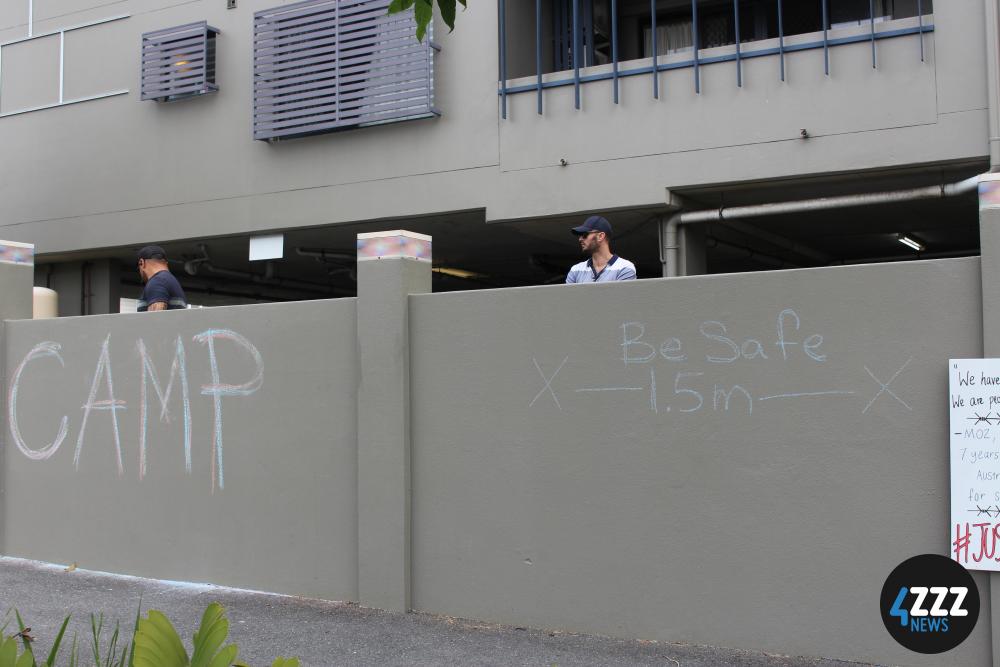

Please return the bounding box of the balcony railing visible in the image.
[498,0,933,118]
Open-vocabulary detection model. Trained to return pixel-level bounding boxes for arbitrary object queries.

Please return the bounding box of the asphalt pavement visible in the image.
[0,557,874,667]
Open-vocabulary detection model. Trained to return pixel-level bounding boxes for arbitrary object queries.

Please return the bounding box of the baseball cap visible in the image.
[137,245,168,261]
[571,215,612,236]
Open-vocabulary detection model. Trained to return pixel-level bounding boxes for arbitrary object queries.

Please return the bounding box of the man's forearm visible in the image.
[147,302,167,312]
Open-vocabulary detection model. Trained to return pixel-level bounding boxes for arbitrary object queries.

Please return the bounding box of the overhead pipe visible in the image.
[183,244,343,294]
[660,174,982,277]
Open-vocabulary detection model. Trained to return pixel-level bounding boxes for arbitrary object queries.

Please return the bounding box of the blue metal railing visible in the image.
[691,0,700,93]
[650,0,658,99]
[869,0,877,68]
[573,0,580,109]
[822,0,830,75]
[499,0,506,118]
[499,1,933,115]
[611,0,619,103]
[777,0,785,82]
[734,0,742,87]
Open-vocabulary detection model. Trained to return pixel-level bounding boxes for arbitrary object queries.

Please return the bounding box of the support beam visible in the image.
[0,240,36,554]
[979,174,1000,667]
[356,230,432,612]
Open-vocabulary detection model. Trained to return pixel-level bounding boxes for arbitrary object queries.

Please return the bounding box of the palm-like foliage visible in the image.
[388,0,467,42]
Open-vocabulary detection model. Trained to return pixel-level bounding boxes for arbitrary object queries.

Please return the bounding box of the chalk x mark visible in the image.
[529,356,568,410]
[862,357,913,414]
[758,390,855,401]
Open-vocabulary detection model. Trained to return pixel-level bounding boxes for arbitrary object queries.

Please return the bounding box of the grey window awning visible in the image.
[141,21,220,102]
[253,0,439,141]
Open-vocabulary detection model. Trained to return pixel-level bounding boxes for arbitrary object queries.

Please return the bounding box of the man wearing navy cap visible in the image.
[136,245,187,312]
[566,215,637,283]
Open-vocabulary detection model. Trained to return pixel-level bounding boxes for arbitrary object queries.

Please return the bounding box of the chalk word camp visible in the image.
[7,329,263,491]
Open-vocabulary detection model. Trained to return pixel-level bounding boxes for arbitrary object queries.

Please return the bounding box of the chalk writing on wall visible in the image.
[6,329,263,491]
[529,308,914,417]
[950,359,1000,571]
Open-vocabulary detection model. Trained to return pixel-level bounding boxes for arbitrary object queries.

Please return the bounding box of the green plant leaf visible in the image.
[128,596,142,667]
[68,633,78,667]
[134,611,188,667]
[387,0,415,13]
[271,658,300,667]
[13,650,32,667]
[205,644,237,667]
[414,0,432,41]
[44,615,71,667]
[0,637,18,667]
[12,610,33,662]
[105,622,121,667]
[91,613,104,667]
[438,0,456,31]
[190,604,231,667]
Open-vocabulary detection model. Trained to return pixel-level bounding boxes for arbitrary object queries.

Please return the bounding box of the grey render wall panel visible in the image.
[2,299,359,600]
[0,34,60,114]
[63,17,131,101]
[409,257,987,665]
[934,0,989,114]
[33,0,114,23]
[0,3,27,34]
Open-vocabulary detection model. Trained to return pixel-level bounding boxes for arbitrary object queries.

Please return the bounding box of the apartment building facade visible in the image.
[0,0,992,311]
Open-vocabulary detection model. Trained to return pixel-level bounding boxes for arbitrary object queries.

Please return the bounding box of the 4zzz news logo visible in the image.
[887,585,970,633]
[880,554,980,654]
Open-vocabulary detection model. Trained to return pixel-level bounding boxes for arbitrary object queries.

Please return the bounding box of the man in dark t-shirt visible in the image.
[136,245,187,312]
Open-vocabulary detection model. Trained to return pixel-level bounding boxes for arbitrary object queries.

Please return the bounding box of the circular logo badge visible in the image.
[880,554,980,654]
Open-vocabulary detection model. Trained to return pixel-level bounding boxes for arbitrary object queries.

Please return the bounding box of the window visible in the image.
[502,0,933,79]
[141,22,220,102]
[253,0,439,142]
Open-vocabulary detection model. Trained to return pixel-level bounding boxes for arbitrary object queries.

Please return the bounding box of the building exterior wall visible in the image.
[409,257,986,664]
[1,299,360,600]
[0,248,995,663]
[0,0,989,255]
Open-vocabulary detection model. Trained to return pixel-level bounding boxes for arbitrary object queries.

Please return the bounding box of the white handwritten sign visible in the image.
[949,359,1000,570]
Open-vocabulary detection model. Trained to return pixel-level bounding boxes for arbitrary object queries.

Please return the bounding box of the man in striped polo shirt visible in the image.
[565,216,637,283]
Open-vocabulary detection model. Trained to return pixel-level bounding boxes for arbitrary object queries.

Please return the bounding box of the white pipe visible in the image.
[985,0,1000,169]
[661,174,983,277]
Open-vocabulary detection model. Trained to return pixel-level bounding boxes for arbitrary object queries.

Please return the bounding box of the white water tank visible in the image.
[33,287,58,319]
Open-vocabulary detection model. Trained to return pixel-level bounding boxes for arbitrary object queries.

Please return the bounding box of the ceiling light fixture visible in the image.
[897,234,925,252]
[433,267,487,280]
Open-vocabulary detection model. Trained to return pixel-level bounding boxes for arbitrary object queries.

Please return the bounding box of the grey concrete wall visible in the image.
[0,0,987,253]
[1,299,359,600]
[409,257,989,665]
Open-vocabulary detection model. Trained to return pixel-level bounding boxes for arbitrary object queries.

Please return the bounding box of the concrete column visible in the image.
[356,230,432,612]
[985,0,1000,170]
[0,241,36,553]
[678,223,707,276]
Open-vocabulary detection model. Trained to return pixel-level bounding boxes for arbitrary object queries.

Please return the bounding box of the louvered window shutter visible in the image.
[253,0,439,141]
[141,22,220,102]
